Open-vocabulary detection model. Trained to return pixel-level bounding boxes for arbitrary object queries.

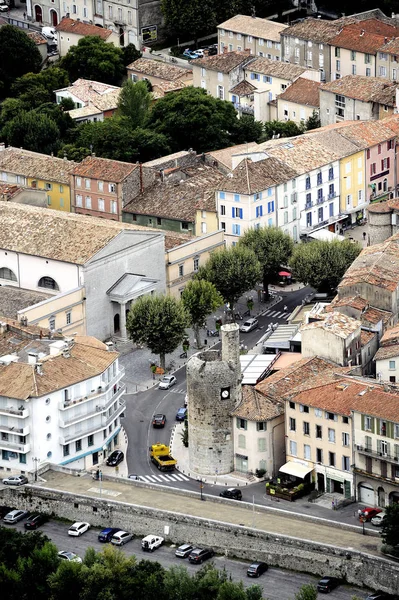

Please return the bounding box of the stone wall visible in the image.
[2,485,399,595]
[367,208,393,246]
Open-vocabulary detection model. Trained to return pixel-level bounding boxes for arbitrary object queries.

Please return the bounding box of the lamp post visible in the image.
[32,457,40,482]
[199,478,205,501]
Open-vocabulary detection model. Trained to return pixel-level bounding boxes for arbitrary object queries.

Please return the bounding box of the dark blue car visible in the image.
[98,527,121,542]
[176,407,187,421]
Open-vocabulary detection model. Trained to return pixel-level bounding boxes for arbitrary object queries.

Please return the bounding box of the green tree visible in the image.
[0,25,42,97]
[239,226,294,297]
[289,239,362,292]
[2,111,60,155]
[305,110,321,131]
[381,502,399,552]
[262,120,305,141]
[48,561,84,600]
[117,80,151,128]
[294,584,318,600]
[11,67,69,103]
[245,585,263,600]
[181,279,223,348]
[126,295,189,370]
[60,36,125,85]
[197,246,261,310]
[35,103,76,140]
[160,0,217,44]
[59,144,91,162]
[122,43,142,66]
[163,565,197,600]
[0,97,26,128]
[17,541,60,600]
[231,115,264,145]
[217,580,247,600]
[147,87,238,153]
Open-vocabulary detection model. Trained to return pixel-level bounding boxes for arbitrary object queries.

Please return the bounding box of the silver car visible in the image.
[159,375,176,390]
[2,475,28,486]
[240,318,259,333]
[175,543,194,558]
[58,551,82,563]
[110,530,133,546]
[3,509,28,523]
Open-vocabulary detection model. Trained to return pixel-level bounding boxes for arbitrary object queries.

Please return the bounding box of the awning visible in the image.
[278,271,291,277]
[279,461,313,479]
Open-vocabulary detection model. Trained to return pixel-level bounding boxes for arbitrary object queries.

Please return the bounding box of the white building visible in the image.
[374,324,399,383]
[0,329,125,475]
[55,78,121,122]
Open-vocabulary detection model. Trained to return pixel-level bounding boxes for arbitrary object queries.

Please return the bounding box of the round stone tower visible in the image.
[367,202,393,246]
[186,323,242,475]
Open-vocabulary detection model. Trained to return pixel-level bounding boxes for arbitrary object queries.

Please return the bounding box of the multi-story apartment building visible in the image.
[55,16,119,56]
[217,14,287,59]
[0,331,125,474]
[376,37,399,81]
[276,78,321,126]
[192,51,253,102]
[374,324,399,382]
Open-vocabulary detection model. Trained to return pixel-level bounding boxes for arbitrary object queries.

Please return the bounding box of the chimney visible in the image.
[105,341,114,351]
[35,363,43,375]
[360,29,365,36]
[28,351,39,365]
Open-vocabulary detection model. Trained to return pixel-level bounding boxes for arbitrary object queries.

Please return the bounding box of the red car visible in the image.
[359,507,382,521]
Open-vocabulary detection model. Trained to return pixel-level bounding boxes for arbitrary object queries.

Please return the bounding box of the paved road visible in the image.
[2,518,368,600]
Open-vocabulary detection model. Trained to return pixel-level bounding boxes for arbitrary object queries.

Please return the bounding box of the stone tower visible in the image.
[186,323,242,475]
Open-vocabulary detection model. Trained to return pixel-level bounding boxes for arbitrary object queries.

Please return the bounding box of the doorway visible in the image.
[317,472,325,492]
[378,486,386,508]
[114,313,120,333]
[92,452,98,466]
[50,9,58,25]
[34,4,42,22]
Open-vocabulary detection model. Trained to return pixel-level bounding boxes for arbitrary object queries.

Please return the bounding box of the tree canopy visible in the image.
[262,120,305,141]
[117,80,152,128]
[239,226,294,296]
[2,110,60,155]
[0,25,42,97]
[289,239,362,292]
[381,502,399,555]
[60,36,125,85]
[196,246,262,309]
[160,0,217,43]
[126,295,189,369]
[181,279,224,348]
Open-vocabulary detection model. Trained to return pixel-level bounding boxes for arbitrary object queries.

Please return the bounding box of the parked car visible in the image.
[141,535,164,551]
[176,407,187,421]
[207,45,217,55]
[98,527,121,542]
[247,562,268,578]
[68,522,90,536]
[188,547,215,564]
[106,450,124,466]
[159,375,176,390]
[24,513,47,530]
[359,507,382,521]
[371,512,386,527]
[0,3,9,12]
[175,543,194,558]
[152,414,166,428]
[195,49,205,57]
[219,488,242,500]
[2,475,28,486]
[183,49,199,59]
[317,577,341,593]
[110,530,134,546]
[3,509,28,524]
[58,551,82,563]
[366,592,398,600]
[240,318,259,333]
[128,474,140,481]
[41,26,57,42]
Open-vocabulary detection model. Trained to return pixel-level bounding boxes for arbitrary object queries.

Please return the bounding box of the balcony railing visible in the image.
[356,445,399,464]
[0,405,29,418]
[0,424,30,436]
[0,438,30,453]
[59,384,126,427]
[60,366,125,410]
[59,399,125,444]
[328,192,336,199]
[305,202,313,209]
[317,196,325,204]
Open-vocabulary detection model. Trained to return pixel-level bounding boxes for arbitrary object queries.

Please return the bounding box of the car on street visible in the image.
[188,547,215,564]
[317,577,341,593]
[128,474,140,481]
[98,527,121,542]
[366,592,398,600]
[141,535,164,551]
[0,4,9,12]
[175,543,194,558]
[176,407,187,421]
[194,49,205,57]
[24,513,47,530]
[68,522,90,536]
[159,375,176,390]
[152,413,166,428]
[359,507,382,521]
[106,450,124,466]
[183,49,199,59]
[219,488,242,500]
[2,475,28,486]
[371,512,386,527]
[58,551,82,563]
[240,318,259,333]
[247,562,268,578]
[3,509,28,523]
[110,530,134,546]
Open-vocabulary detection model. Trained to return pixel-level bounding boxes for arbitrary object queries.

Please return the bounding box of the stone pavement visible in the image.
[34,469,381,556]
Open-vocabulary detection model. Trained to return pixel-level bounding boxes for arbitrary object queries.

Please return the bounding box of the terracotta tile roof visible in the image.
[361,330,375,346]
[218,15,287,41]
[277,78,320,108]
[229,80,257,95]
[163,232,193,251]
[373,323,399,359]
[0,286,51,319]
[320,75,397,104]
[375,344,399,361]
[0,202,158,264]
[362,306,392,325]
[245,56,306,79]
[308,129,361,157]
[339,18,398,37]
[219,157,298,194]
[55,17,113,39]
[206,142,258,171]
[0,337,118,399]
[72,156,137,182]
[27,31,47,45]
[0,183,22,200]
[345,381,399,421]
[152,79,188,98]
[367,200,393,213]
[0,147,77,185]
[282,18,341,43]
[57,79,121,113]
[333,120,396,147]
[339,236,399,292]
[388,199,399,211]
[127,57,191,81]
[380,324,399,345]
[301,311,361,339]
[123,165,221,221]
[380,114,399,136]
[231,385,284,421]
[379,36,399,54]
[330,24,388,54]
[327,295,369,311]
[68,105,103,119]
[192,50,252,73]
[265,135,339,174]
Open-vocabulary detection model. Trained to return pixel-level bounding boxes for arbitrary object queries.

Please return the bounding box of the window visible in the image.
[75,439,82,452]
[335,47,340,57]
[238,434,246,449]
[193,256,199,273]
[316,448,323,463]
[316,425,322,439]
[85,196,92,209]
[351,50,356,60]
[304,444,311,460]
[0,267,17,281]
[217,85,224,100]
[289,417,296,431]
[66,311,71,325]
[111,201,118,214]
[342,456,350,471]
[181,222,189,230]
[365,53,371,64]
[76,177,82,188]
[305,193,311,209]
[88,435,94,447]
[257,422,266,431]
[379,66,387,77]
[289,401,295,409]
[267,201,274,213]
[108,5,112,17]
[220,205,226,216]
[328,428,335,443]
[232,207,243,218]
[352,64,356,75]
[314,408,322,418]
[178,264,184,277]
[234,194,240,202]
[365,416,372,430]
[109,183,116,193]
[326,411,337,421]
[98,181,104,191]
[236,418,247,430]
[342,432,350,446]
[38,277,59,291]
[258,438,266,452]
[63,444,70,457]
[366,67,371,76]
[256,206,263,218]
[342,416,349,424]
[299,404,309,413]
[289,440,297,456]
[98,198,105,211]
[303,422,310,435]
[85,179,90,189]
[49,317,55,330]
[329,451,336,467]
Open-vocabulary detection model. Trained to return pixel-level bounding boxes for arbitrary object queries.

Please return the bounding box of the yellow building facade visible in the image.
[27,177,71,212]
[339,150,366,225]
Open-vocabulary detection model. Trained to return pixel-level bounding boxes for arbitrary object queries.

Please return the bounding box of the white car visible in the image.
[3,510,28,523]
[58,551,82,563]
[240,318,259,333]
[0,3,9,12]
[159,375,176,390]
[68,521,90,536]
[110,530,134,546]
[41,26,56,41]
[142,535,164,552]
[371,512,386,527]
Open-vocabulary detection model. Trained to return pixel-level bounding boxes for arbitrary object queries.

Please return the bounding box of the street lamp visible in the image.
[32,457,40,482]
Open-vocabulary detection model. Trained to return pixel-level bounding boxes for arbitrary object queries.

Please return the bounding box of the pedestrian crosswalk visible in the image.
[263,309,291,320]
[138,472,190,484]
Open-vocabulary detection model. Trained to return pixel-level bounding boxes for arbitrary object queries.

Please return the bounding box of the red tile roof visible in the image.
[73,156,138,182]
[277,77,321,108]
[56,17,113,40]
[330,24,388,54]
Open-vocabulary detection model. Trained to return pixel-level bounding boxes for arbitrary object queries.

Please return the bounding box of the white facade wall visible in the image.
[376,354,399,383]
[275,178,300,242]
[298,160,341,235]
[233,415,285,477]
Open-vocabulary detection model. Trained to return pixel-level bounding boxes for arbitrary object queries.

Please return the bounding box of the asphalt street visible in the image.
[2,518,368,600]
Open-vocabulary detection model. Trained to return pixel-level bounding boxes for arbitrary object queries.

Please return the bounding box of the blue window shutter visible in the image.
[239,208,243,219]
[251,73,255,80]
[232,207,235,218]
[260,205,263,216]
[237,225,241,235]
[255,207,258,218]
[271,201,275,212]
[259,192,263,200]
[220,192,225,200]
